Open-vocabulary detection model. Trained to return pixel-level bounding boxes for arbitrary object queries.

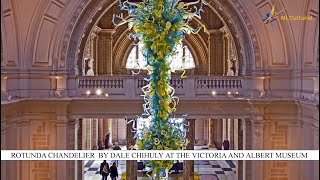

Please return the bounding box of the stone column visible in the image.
[251,116,264,180]
[91,29,98,75]
[92,119,98,150]
[238,119,253,180]
[56,116,69,179]
[183,119,195,180]
[228,119,234,149]
[212,119,223,149]
[233,119,239,150]
[88,119,92,150]
[103,119,112,147]
[97,29,114,75]
[222,119,227,142]
[98,119,104,142]
[221,26,231,76]
[82,119,86,150]
[126,120,137,180]
[208,29,224,75]
[288,120,303,180]
[1,116,7,180]
[76,119,83,180]
[18,118,30,180]
[82,119,91,150]
[112,118,119,143]
[67,119,78,180]
[208,119,215,147]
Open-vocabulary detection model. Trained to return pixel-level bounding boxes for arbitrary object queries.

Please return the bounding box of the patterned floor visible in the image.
[84,146,237,180]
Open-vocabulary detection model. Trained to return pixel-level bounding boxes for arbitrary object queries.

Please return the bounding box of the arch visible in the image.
[1,0,19,68]
[59,0,262,76]
[112,28,208,75]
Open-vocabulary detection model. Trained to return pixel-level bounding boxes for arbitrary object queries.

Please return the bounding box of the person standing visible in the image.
[98,140,104,150]
[112,142,121,150]
[105,133,110,149]
[110,162,118,180]
[223,140,230,150]
[100,160,109,180]
[112,142,121,166]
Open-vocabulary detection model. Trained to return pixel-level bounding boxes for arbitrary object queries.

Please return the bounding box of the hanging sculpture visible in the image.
[113,0,207,177]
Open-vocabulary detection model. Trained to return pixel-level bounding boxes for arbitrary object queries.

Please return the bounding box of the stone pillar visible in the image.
[103,119,112,147]
[82,119,86,150]
[92,30,98,75]
[97,29,114,75]
[76,119,83,180]
[92,119,98,150]
[222,119,227,142]
[183,119,195,180]
[18,118,30,180]
[251,117,264,180]
[67,119,78,180]
[203,119,209,145]
[1,116,7,180]
[238,119,253,180]
[233,119,239,150]
[288,120,303,180]
[126,120,137,180]
[223,30,230,75]
[228,119,234,149]
[212,119,223,149]
[56,116,68,179]
[208,119,215,147]
[208,29,224,75]
[112,118,119,143]
[98,119,104,142]
[82,119,91,150]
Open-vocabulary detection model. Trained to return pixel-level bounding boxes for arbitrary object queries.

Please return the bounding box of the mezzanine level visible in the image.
[76,75,249,99]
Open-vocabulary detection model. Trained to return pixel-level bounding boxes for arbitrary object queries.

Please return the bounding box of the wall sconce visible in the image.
[211,91,217,96]
[105,93,109,97]
[86,90,91,96]
[96,89,102,96]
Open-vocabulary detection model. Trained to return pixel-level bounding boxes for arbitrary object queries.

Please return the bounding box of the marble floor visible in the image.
[84,146,237,180]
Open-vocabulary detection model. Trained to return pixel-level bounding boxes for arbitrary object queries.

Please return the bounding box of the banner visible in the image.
[1,150,319,161]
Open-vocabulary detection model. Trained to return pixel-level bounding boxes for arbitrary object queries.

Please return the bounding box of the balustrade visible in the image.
[76,76,244,98]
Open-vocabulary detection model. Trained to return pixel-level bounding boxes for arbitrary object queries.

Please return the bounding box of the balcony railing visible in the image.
[76,75,245,98]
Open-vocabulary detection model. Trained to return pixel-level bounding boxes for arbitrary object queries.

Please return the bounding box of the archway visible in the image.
[59,0,260,77]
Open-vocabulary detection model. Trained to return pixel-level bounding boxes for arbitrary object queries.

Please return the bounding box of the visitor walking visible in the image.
[110,162,118,180]
[100,160,109,180]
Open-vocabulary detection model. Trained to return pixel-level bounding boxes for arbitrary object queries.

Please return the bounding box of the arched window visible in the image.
[126,42,195,71]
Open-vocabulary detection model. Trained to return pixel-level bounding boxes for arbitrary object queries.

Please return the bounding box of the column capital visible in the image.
[97,28,115,34]
[288,120,304,128]
[248,100,271,115]
[16,118,30,127]
[207,29,224,37]
[67,119,79,126]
